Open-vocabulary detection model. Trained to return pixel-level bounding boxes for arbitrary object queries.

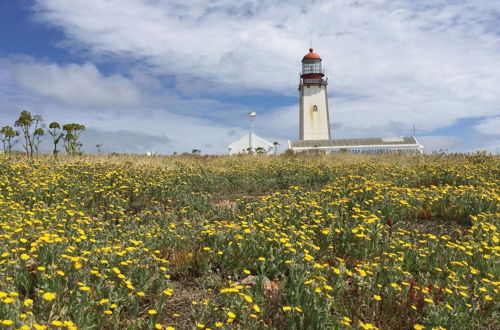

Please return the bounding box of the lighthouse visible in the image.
[299,48,331,140]
[289,49,424,154]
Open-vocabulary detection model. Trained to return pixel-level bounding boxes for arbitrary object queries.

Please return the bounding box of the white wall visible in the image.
[300,84,330,140]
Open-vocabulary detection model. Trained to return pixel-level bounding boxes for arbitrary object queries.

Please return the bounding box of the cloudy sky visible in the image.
[1,0,499,154]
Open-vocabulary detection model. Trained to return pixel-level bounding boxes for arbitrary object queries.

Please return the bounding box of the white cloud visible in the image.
[0,100,249,155]
[79,128,172,154]
[473,116,500,136]
[0,59,250,154]
[471,140,500,154]
[10,60,142,106]
[417,135,462,153]
[30,0,500,137]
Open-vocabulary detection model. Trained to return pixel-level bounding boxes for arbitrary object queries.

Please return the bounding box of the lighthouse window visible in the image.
[302,61,321,74]
[313,105,318,112]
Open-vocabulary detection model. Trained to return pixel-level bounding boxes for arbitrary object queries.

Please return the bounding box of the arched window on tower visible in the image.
[313,105,318,112]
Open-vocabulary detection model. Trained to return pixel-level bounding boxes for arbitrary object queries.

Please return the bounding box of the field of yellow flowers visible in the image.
[0,154,498,329]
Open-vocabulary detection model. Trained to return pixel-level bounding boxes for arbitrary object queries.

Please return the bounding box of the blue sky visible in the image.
[0,0,499,154]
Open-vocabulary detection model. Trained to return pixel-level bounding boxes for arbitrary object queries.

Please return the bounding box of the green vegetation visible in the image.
[0,154,498,329]
[1,111,85,158]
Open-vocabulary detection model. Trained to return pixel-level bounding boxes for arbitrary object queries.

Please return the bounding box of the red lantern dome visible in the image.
[302,48,321,61]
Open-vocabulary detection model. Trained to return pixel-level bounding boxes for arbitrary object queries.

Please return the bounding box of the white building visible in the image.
[290,48,424,154]
[228,133,274,155]
[289,136,424,154]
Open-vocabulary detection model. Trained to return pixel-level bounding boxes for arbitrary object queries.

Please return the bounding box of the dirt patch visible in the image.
[161,281,213,328]
[211,199,238,212]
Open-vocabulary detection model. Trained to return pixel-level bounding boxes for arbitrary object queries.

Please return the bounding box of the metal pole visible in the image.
[250,116,254,152]
[248,112,256,154]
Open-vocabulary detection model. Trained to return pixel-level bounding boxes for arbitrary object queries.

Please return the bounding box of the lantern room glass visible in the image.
[302,59,322,75]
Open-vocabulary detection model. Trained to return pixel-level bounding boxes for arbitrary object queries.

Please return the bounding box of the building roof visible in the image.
[228,133,274,154]
[302,48,321,61]
[289,136,421,149]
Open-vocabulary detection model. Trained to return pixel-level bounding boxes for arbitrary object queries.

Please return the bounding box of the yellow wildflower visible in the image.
[42,292,56,301]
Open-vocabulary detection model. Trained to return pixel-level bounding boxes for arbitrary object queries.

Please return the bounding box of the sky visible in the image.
[0,0,499,154]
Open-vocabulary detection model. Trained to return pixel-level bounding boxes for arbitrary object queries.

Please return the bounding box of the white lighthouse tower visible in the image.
[299,48,331,140]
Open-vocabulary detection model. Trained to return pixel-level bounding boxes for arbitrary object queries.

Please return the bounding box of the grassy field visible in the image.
[0,153,498,329]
